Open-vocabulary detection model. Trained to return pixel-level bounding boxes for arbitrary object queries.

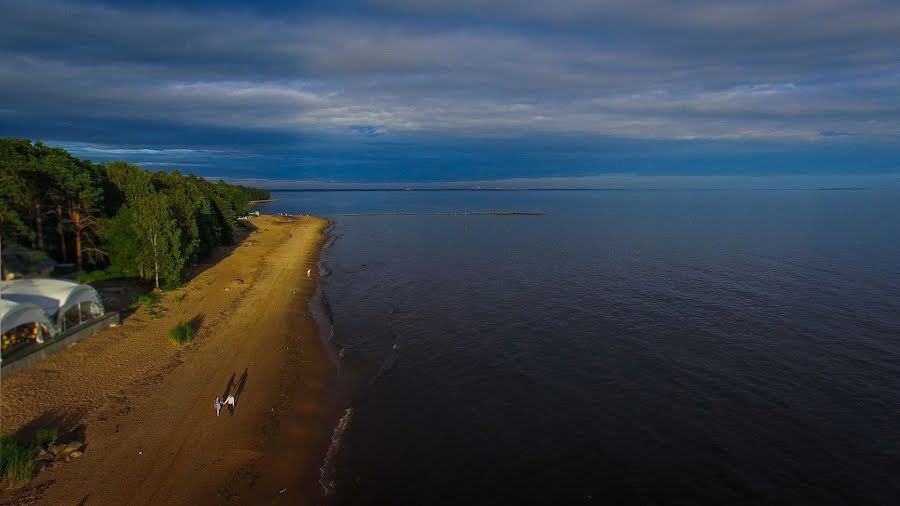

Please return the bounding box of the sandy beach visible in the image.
[0,215,335,505]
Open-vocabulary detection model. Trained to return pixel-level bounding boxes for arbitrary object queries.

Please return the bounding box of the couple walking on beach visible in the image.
[215,395,236,416]
[215,369,248,417]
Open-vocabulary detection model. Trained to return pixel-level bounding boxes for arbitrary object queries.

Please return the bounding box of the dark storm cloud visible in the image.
[1,0,899,180]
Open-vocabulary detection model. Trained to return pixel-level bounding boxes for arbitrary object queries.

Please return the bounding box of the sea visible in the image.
[254,189,900,505]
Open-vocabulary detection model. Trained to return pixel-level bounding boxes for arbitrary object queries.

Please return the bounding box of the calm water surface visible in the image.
[257,190,900,505]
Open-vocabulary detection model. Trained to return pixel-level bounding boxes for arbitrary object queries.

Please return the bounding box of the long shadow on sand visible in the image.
[220,369,249,415]
[221,373,236,399]
[188,313,205,336]
[235,369,249,403]
[14,409,87,443]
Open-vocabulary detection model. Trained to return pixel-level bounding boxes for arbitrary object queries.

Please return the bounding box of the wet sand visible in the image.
[0,215,335,505]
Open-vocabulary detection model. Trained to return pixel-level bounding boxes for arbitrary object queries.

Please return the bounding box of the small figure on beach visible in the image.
[214,396,223,417]
[307,268,312,278]
[225,395,236,415]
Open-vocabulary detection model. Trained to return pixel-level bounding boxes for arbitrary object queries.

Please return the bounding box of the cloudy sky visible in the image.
[2,0,900,186]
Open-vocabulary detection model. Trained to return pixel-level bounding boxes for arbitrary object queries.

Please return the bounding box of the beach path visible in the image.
[0,216,333,505]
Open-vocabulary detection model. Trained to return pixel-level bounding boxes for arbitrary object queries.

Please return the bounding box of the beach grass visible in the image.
[34,428,58,446]
[146,306,167,319]
[76,269,119,283]
[133,292,168,318]
[163,279,186,291]
[168,321,194,346]
[0,436,35,488]
[134,293,161,307]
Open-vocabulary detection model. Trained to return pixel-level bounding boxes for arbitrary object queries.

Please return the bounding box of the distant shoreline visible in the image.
[262,188,873,193]
[248,198,278,204]
[342,211,544,216]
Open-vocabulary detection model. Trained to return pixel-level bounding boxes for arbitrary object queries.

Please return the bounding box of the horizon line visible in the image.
[261,187,870,192]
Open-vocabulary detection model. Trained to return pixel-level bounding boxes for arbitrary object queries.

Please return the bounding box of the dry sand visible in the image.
[0,215,336,505]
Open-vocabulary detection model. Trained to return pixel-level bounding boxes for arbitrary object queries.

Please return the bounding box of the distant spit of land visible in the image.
[342,211,544,216]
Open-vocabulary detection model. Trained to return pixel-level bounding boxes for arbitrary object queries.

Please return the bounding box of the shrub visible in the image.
[0,437,35,488]
[34,428,58,447]
[168,321,194,346]
[76,269,117,283]
[134,293,161,307]
[162,279,185,291]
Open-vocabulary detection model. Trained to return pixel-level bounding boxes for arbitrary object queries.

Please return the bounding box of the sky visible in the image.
[1,0,900,187]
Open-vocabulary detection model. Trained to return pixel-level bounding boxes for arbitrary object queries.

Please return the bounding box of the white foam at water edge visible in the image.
[320,407,354,496]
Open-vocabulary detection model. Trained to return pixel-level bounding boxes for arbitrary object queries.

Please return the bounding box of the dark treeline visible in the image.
[0,138,270,288]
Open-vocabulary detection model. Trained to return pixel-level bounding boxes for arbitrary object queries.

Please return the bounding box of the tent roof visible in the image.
[0,279,103,319]
[0,299,55,336]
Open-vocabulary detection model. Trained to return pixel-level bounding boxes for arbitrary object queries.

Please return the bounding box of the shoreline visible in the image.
[0,215,336,504]
[221,217,344,504]
[248,198,278,204]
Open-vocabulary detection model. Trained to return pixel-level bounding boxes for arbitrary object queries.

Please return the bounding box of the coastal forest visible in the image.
[0,138,270,288]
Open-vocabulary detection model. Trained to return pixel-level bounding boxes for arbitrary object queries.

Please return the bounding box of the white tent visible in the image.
[0,279,104,331]
[0,299,56,337]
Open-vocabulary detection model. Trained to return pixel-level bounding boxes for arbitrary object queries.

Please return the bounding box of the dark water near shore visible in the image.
[257,190,900,505]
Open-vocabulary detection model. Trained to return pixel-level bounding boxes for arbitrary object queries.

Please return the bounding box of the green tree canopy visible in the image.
[0,138,269,286]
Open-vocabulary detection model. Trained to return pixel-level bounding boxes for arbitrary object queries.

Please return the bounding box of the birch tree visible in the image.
[131,193,184,290]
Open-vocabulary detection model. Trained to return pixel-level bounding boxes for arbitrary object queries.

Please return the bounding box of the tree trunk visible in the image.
[34,199,44,251]
[70,203,83,271]
[152,232,160,290]
[56,205,68,262]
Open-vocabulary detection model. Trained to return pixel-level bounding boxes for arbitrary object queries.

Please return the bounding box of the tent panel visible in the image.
[0,300,56,337]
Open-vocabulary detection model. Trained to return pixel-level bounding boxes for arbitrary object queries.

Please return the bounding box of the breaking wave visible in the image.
[320,407,354,496]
